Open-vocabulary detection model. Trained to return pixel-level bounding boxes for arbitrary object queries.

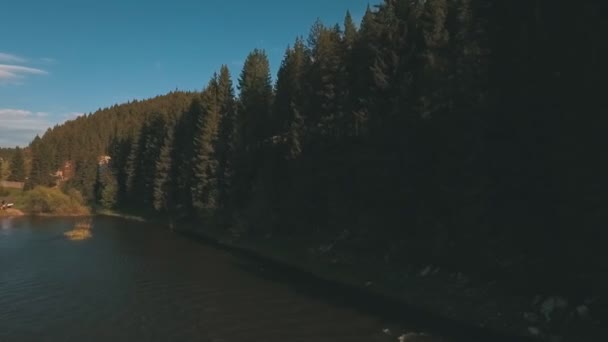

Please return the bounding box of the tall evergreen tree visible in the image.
[97,164,118,209]
[7,147,26,182]
[68,153,99,202]
[343,10,358,49]
[306,22,344,139]
[192,76,223,212]
[26,136,55,189]
[172,97,205,215]
[153,125,175,212]
[214,65,237,211]
[233,49,274,208]
[273,38,308,158]
[237,49,274,147]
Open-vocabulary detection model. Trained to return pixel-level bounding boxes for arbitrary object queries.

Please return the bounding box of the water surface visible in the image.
[0,216,409,342]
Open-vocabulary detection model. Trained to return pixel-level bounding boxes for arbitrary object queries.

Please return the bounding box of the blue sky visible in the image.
[0,0,374,147]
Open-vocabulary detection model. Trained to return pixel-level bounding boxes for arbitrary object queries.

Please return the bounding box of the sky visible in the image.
[0,0,375,147]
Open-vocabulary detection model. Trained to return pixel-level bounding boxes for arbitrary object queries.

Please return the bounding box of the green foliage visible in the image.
[7,147,26,182]
[97,165,118,209]
[215,65,237,212]
[0,158,9,181]
[191,77,223,211]
[21,186,89,215]
[153,126,175,212]
[25,136,56,189]
[233,49,274,208]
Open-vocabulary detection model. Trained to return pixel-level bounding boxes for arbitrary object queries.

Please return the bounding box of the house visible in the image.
[98,155,111,166]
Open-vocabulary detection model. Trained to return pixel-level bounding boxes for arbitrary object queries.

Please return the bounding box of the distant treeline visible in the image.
[23,0,605,293]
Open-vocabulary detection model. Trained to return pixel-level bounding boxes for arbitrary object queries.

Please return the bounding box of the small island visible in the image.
[64,219,93,240]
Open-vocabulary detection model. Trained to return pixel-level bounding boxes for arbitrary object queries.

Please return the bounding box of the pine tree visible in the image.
[173,96,205,215]
[237,49,274,147]
[417,0,450,119]
[26,136,55,189]
[233,49,274,208]
[273,38,308,158]
[306,22,344,139]
[349,6,381,137]
[8,147,26,182]
[153,125,175,212]
[125,113,167,209]
[343,10,358,49]
[97,164,118,209]
[68,153,98,202]
[192,76,223,212]
[215,65,237,211]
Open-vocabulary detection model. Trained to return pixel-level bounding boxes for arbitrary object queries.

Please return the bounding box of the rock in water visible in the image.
[398,332,441,342]
[528,326,542,336]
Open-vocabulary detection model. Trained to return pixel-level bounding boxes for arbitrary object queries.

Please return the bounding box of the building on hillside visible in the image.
[98,155,111,166]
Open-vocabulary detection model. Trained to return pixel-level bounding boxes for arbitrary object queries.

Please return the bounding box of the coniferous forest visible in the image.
[17,0,605,310]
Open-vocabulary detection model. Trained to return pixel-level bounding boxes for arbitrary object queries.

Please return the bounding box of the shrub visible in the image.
[21,186,90,215]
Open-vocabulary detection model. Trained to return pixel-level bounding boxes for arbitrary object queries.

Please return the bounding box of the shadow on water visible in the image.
[178,230,540,342]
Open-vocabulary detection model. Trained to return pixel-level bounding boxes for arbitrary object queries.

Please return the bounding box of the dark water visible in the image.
[0,216,422,342]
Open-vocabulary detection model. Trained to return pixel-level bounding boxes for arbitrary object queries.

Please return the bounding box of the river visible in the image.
[0,216,445,342]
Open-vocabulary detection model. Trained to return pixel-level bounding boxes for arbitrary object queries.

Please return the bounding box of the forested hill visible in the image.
[25,0,604,294]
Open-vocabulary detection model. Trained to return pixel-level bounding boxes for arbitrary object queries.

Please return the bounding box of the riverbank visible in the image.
[0,208,90,218]
[0,208,25,217]
[98,212,603,342]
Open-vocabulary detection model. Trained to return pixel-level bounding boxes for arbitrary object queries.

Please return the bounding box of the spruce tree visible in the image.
[343,10,358,49]
[26,136,55,189]
[173,96,205,215]
[273,38,308,158]
[191,77,222,212]
[8,147,26,182]
[215,65,237,211]
[233,49,273,208]
[306,22,343,139]
[97,164,118,209]
[153,125,175,212]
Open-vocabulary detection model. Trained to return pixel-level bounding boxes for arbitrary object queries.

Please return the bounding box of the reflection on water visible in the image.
[0,216,424,342]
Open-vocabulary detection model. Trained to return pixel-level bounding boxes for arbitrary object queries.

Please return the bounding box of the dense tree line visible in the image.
[0,147,26,182]
[25,0,604,294]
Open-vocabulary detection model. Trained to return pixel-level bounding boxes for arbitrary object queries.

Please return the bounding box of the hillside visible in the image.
[18,1,605,339]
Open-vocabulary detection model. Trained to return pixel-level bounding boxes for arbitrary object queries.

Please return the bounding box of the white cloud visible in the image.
[0,64,47,81]
[0,108,53,147]
[0,52,48,84]
[0,53,25,64]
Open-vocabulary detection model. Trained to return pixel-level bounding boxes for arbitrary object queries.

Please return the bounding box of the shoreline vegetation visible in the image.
[0,186,90,218]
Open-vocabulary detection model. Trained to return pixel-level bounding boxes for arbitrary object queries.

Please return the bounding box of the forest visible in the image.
[4,0,604,305]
